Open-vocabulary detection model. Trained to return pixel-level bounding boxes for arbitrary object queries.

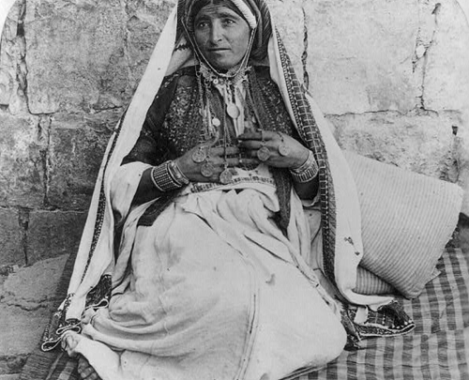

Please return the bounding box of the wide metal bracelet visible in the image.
[150,162,182,192]
[289,150,319,183]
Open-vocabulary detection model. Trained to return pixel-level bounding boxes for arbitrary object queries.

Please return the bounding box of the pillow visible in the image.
[344,151,462,299]
[354,266,395,295]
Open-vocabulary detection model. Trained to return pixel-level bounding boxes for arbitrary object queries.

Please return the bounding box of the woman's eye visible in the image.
[196,21,208,29]
[223,18,235,25]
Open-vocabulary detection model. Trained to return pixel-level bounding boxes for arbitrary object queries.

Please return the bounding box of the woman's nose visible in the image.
[209,22,223,44]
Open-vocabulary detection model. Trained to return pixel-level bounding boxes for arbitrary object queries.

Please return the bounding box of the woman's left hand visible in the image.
[237,130,309,169]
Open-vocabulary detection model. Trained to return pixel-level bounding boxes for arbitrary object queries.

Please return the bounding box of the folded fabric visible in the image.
[344,151,462,298]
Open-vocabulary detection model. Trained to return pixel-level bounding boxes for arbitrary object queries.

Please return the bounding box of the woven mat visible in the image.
[302,236,469,380]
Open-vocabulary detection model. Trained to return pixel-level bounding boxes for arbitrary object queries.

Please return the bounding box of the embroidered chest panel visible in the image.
[161,67,298,158]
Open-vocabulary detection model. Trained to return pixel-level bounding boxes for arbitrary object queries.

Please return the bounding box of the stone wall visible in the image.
[0,0,468,377]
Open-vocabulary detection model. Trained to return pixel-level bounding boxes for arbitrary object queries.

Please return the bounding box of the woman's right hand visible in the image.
[174,143,256,183]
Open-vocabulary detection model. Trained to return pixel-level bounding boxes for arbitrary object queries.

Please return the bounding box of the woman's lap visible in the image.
[82,190,345,379]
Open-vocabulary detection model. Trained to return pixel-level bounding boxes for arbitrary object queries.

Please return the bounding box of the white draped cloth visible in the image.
[65,166,346,380]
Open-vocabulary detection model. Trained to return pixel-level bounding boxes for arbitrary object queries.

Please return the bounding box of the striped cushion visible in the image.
[355,266,394,295]
[345,152,462,298]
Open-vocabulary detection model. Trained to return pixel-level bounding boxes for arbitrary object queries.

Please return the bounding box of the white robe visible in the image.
[64,167,346,380]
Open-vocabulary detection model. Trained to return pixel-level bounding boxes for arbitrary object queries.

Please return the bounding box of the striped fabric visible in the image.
[345,151,462,298]
[298,242,469,380]
[355,266,394,295]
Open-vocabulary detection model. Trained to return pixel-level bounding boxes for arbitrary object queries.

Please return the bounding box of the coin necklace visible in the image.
[226,84,240,120]
[219,154,233,184]
[200,144,215,178]
[192,145,207,163]
[219,110,233,184]
[197,74,220,179]
[277,132,290,156]
[257,129,270,162]
[201,160,215,178]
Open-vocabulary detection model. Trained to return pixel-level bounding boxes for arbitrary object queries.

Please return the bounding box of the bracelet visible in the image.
[150,161,188,192]
[168,160,190,186]
[289,150,318,183]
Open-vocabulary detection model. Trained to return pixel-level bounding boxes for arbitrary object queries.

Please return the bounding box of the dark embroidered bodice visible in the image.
[122,65,303,231]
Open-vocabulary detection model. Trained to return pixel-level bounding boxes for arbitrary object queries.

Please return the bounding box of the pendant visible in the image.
[192,146,207,163]
[257,146,270,162]
[201,162,215,178]
[212,117,221,127]
[220,168,233,184]
[227,103,240,119]
[278,143,290,157]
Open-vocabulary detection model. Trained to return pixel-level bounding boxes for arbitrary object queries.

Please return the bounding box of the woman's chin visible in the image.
[204,57,242,73]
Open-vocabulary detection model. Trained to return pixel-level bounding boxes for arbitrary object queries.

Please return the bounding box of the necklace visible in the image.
[198,63,251,184]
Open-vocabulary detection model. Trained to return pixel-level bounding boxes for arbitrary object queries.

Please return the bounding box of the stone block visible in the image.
[125,0,175,88]
[304,0,420,115]
[0,255,68,374]
[23,0,130,114]
[0,355,27,377]
[0,375,20,380]
[1,254,68,310]
[267,0,305,84]
[329,110,457,178]
[422,1,469,113]
[27,211,86,264]
[47,113,116,210]
[0,4,19,107]
[0,209,24,268]
[0,112,45,208]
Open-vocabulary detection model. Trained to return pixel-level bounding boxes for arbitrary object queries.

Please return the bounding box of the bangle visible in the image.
[168,160,190,186]
[289,150,318,183]
[150,161,186,192]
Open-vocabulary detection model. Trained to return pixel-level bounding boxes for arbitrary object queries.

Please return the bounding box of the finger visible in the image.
[237,140,264,150]
[239,130,278,141]
[241,148,280,160]
[237,132,259,141]
[221,157,257,167]
[237,131,263,141]
[208,145,240,156]
[236,157,260,167]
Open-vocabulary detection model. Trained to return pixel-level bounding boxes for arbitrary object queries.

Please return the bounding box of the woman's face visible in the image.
[194,4,251,71]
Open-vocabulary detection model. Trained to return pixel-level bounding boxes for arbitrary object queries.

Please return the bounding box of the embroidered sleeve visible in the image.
[121,72,181,167]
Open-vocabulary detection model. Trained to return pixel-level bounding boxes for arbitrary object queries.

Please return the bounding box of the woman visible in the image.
[45,0,418,379]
